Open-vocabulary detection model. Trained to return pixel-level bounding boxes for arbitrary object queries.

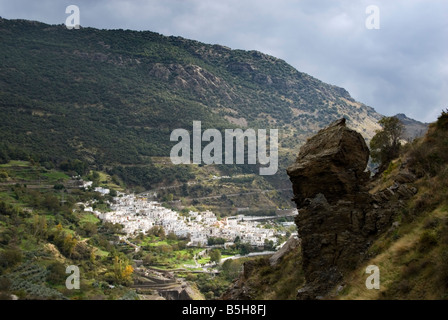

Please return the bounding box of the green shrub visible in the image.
[402,260,422,278]
[0,247,23,269]
[53,184,64,190]
[436,109,448,130]
[0,278,12,292]
[0,171,8,181]
[418,230,438,252]
[46,262,67,285]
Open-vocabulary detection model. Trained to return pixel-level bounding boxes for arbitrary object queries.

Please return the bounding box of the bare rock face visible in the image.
[269,236,301,267]
[287,118,370,207]
[287,118,416,299]
[222,118,418,301]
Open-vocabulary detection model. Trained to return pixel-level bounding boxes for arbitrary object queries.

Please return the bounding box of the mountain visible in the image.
[2,17,445,302]
[0,18,388,217]
[0,18,382,165]
[395,113,429,140]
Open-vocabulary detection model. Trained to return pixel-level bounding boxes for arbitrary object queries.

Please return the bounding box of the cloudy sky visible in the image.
[1,0,447,122]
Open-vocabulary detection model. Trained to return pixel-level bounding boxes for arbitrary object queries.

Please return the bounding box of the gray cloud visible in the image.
[1,0,446,122]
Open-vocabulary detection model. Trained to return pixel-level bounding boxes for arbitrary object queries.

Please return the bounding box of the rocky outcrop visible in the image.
[287,118,417,299]
[221,256,272,300]
[133,267,204,300]
[269,236,301,267]
[287,118,370,207]
[159,283,203,300]
[149,63,226,92]
[222,118,418,300]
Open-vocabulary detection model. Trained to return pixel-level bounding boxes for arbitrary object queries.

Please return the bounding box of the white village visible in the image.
[83,187,287,248]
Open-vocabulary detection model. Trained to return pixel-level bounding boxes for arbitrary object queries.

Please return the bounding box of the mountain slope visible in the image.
[338,111,448,299]
[0,18,382,164]
[394,113,429,140]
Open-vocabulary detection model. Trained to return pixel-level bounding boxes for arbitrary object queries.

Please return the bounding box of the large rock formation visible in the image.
[269,236,301,267]
[222,118,418,300]
[287,118,370,207]
[287,118,416,299]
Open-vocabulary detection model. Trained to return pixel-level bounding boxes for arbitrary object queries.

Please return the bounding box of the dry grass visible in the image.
[338,206,448,300]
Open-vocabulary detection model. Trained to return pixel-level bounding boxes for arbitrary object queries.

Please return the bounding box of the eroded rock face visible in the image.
[269,236,301,267]
[287,118,370,207]
[222,118,417,300]
[287,118,415,299]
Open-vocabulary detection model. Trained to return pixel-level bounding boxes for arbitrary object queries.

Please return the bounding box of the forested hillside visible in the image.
[0,18,382,193]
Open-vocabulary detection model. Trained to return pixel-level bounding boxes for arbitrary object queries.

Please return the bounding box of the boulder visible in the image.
[269,236,301,267]
[287,118,408,299]
[287,118,370,207]
[224,118,419,300]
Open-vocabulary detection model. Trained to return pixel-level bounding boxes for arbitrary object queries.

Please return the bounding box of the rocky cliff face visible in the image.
[287,118,417,299]
[287,118,370,207]
[221,118,418,300]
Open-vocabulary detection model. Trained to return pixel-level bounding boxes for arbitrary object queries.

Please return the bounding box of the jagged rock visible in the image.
[293,193,373,299]
[133,266,204,300]
[221,257,272,300]
[372,183,417,203]
[396,184,417,198]
[224,119,419,300]
[269,235,301,267]
[394,171,417,184]
[287,118,413,299]
[287,118,370,207]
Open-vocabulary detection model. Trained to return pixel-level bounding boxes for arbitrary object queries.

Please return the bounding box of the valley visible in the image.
[0,159,295,300]
[0,17,439,302]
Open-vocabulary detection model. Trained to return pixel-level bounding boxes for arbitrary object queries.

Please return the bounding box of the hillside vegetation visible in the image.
[338,110,448,299]
[0,160,292,300]
[0,162,141,300]
[0,17,443,300]
[0,18,382,195]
